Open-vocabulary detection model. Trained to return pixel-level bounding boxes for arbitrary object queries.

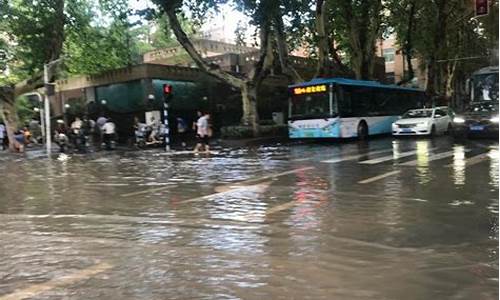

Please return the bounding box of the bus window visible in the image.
[290,90,336,119]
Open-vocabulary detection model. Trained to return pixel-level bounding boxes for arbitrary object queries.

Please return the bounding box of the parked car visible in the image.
[452,101,499,138]
[392,107,453,136]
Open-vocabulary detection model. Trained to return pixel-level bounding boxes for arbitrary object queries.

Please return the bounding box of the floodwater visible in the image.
[0,136,498,299]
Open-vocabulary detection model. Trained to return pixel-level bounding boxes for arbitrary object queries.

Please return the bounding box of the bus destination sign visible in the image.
[293,84,327,95]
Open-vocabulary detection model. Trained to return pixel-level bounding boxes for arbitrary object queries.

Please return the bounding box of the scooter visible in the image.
[135,125,165,148]
[54,132,69,153]
[102,133,116,150]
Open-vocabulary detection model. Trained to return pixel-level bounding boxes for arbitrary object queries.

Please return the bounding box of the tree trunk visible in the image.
[241,82,260,136]
[273,15,303,83]
[425,0,449,96]
[397,0,416,85]
[161,3,275,137]
[315,0,330,77]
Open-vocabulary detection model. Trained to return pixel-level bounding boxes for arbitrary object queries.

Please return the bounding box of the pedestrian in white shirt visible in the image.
[193,112,211,154]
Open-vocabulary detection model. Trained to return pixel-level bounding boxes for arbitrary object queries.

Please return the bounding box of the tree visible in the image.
[313,0,352,78]
[152,0,295,136]
[234,21,248,46]
[332,0,384,80]
[0,0,65,151]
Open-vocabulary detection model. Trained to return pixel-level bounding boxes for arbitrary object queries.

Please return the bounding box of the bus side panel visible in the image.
[339,118,359,138]
[366,116,400,135]
[288,118,341,138]
[340,116,399,137]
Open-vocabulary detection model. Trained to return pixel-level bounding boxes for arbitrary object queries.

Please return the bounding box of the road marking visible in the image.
[322,148,394,163]
[121,167,314,198]
[358,170,401,184]
[0,262,112,300]
[400,150,468,166]
[445,152,490,167]
[331,191,428,202]
[266,200,299,215]
[121,185,172,197]
[235,167,314,185]
[359,149,434,165]
[182,182,271,204]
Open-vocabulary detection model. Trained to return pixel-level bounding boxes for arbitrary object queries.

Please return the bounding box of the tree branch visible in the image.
[162,4,243,88]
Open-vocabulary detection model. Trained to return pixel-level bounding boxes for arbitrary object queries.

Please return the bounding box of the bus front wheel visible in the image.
[357,121,369,140]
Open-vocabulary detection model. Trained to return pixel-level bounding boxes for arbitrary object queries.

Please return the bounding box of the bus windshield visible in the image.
[290,92,336,119]
[472,73,499,102]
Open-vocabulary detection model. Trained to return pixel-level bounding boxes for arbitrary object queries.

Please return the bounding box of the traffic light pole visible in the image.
[163,96,170,152]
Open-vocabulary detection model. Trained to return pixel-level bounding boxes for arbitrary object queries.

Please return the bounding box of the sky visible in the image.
[128,0,251,44]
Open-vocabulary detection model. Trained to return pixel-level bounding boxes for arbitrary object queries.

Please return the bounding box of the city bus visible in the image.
[288,78,426,139]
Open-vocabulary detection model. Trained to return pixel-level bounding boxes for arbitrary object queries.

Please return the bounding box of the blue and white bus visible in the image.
[288,78,426,139]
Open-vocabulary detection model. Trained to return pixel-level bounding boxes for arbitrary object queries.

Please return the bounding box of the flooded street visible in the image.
[0,136,498,299]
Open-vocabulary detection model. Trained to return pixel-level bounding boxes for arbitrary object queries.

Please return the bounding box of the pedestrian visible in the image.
[23,126,32,145]
[0,122,5,151]
[96,115,107,129]
[29,118,41,144]
[102,118,116,150]
[148,116,160,143]
[14,129,25,153]
[176,116,188,148]
[193,111,211,154]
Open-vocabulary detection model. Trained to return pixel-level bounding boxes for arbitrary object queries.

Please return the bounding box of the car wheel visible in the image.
[446,123,452,135]
[357,121,368,140]
[430,125,436,137]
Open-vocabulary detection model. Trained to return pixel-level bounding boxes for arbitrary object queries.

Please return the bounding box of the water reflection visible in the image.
[452,145,466,185]
[415,140,431,184]
[488,149,499,188]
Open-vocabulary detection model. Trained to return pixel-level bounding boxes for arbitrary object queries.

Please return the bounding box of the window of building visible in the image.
[383,48,395,63]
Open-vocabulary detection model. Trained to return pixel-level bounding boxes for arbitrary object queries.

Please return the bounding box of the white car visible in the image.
[392,107,453,136]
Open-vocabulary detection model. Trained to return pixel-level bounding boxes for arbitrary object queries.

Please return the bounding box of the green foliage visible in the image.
[15,96,37,126]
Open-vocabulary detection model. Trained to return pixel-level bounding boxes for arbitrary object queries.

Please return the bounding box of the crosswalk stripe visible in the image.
[445,152,490,167]
[358,170,401,184]
[359,148,436,165]
[321,148,394,163]
[400,150,468,166]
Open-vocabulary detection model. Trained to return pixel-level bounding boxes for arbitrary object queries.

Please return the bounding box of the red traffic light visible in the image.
[163,84,172,95]
[475,0,488,17]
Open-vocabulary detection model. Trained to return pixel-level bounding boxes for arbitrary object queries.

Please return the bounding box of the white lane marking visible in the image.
[266,200,299,215]
[331,191,428,202]
[121,185,172,197]
[400,150,469,166]
[359,148,436,165]
[0,262,112,300]
[358,170,401,184]
[121,167,314,198]
[321,148,394,163]
[236,167,314,185]
[445,152,490,167]
[182,182,271,204]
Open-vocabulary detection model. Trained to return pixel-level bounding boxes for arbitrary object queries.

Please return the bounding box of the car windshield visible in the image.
[402,110,432,118]
[469,102,499,112]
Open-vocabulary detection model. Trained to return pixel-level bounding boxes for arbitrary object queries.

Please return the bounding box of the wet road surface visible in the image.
[0,136,498,299]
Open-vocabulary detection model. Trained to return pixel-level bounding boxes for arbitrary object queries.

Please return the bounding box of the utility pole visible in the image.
[43,57,64,157]
[162,84,172,152]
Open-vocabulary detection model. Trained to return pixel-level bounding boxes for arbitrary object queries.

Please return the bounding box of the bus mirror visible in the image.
[465,79,470,94]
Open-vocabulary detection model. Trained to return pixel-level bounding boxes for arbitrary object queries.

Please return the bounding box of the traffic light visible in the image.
[475,0,489,17]
[163,84,172,96]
